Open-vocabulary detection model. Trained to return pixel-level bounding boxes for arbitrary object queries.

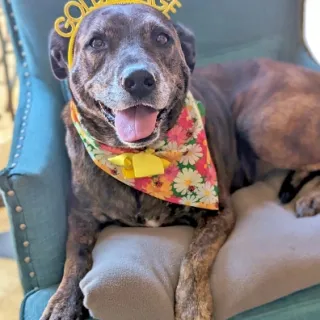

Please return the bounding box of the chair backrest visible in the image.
[6,0,304,86]
[177,0,303,66]
[1,0,309,292]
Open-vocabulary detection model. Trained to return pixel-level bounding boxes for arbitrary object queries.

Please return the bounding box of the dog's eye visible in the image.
[156,33,170,46]
[90,38,105,49]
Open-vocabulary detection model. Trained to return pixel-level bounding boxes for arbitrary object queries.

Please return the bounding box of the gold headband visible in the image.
[54,0,182,67]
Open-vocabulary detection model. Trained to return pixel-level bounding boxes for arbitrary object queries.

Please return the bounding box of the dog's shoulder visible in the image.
[61,103,98,189]
[61,103,84,161]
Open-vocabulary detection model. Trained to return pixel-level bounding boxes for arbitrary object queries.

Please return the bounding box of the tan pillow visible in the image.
[80,171,320,320]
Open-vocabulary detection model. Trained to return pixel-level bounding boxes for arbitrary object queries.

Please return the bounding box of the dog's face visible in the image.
[50,4,195,148]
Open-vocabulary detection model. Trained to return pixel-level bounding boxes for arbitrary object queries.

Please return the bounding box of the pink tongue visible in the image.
[115,106,159,142]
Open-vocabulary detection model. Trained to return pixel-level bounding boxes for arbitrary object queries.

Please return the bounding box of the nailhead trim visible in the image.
[24,257,31,264]
[23,241,29,247]
[3,0,39,291]
[6,2,32,172]
[7,190,15,196]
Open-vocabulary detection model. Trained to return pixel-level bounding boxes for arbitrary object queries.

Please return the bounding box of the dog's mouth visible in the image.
[97,101,167,143]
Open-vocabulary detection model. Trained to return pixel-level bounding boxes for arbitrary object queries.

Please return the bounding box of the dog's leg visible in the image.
[175,198,235,320]
[175,118,237,320]
[279,170,320,204]
[295,178,320,218]
[278,169,320,217]
[41,208,99,320]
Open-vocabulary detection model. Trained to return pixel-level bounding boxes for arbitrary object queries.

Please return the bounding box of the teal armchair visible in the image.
[1,0,320,319]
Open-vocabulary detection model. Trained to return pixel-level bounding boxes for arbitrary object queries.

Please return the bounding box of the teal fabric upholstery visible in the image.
[0,0,69,292]
[21,284,320,320]
[232,285,320,320]
[21,286,58,320]
[0,0,319,319]
[175,0,301,65]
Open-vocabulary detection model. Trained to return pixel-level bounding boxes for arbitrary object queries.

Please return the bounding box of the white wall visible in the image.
[304,0,320,63]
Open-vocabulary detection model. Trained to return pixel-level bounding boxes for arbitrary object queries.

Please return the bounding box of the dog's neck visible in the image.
[69,91,220,211]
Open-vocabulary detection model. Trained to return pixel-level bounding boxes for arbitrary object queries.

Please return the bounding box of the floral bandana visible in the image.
[70,92,219,210]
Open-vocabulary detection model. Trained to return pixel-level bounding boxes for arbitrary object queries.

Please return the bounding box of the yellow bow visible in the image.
[108,149,171,179]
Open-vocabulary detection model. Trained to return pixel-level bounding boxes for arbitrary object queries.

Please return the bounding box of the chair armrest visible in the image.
[0,0,70,293]
[0,77,69,293]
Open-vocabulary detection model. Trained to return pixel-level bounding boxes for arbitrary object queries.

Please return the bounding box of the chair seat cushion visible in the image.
[21,286,57,320]
[231,284,320,320]
[22,271,320,320]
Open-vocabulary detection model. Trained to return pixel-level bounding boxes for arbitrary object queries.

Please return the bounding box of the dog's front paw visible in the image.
[175,258,212,320]
[40,288,85,320]
[296,191,320,218]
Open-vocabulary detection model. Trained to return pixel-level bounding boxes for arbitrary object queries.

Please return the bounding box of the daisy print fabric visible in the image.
[70,91,219,211]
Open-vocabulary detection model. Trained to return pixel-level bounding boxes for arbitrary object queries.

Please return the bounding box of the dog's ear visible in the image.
[173,22,196,72]
[49,27,69,80]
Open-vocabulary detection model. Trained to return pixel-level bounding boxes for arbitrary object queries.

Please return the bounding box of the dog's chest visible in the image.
[72,141,213,227]
[85,172,203,227]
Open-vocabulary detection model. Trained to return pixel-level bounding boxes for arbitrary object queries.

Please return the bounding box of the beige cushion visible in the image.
[80,171,320,320]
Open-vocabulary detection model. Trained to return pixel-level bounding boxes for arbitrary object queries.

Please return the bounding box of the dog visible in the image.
[42,4,320,320]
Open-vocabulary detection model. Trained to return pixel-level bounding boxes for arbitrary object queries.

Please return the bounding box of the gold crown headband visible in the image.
[55,0,182,67]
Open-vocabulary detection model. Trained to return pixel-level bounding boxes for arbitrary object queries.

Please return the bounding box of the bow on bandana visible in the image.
[70,92,219,211]
[108,149,171,179]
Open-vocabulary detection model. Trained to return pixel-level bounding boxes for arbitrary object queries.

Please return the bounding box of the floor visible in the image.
[0,9,23,320]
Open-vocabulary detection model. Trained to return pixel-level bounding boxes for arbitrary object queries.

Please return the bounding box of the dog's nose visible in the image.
[122,69,156,98]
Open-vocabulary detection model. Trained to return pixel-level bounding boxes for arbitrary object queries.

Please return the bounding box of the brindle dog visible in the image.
[42,4,320,320]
